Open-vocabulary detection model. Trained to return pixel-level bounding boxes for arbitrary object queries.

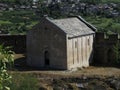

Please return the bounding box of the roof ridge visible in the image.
[45,16,95,38]
[76,16,97,32]
[45,17,67,34]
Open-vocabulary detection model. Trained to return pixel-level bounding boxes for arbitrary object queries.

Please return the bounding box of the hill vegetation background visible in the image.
[0,0,120,90]
[0,0,120,34]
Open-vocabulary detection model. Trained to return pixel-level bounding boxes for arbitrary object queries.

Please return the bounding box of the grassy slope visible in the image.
[1,10,120,34]
[10,73,39,90]
[10,67,120,90]
[0,10,39,34]
[101,0,120,3]
[83,16,120,34]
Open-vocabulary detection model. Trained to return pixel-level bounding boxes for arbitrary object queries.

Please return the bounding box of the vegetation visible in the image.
[80,0,120,3]
[83,16,120,34]
[0,10,39,34]
[113,43,120,65]
[0,10,120,35]
[10,73,39,90]
[8,72,120,90]
[0,1,119,90]
[0,0,33,5]
[0,45,14,90]
[0,1,119,34]
[0,0,120,4]
[101,0,120,3]
[0,0,119,34]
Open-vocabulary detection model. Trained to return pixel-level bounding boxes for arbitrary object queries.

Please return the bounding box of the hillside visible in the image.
[0,1,120,90]
[0,0,120,34]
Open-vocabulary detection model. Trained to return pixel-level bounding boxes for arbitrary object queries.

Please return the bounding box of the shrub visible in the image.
[0,45,14,90]
[10,73,39,90]
[113,43,120,65]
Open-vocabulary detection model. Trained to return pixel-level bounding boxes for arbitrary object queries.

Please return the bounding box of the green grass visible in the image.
[0,10,40,34]
[0,8,119,34]
[0,20,12,24]
[26,21,39,29]
[80,0,120,4]
[10,73,39,90]
[83,16,120,34]
[101,0,120,3]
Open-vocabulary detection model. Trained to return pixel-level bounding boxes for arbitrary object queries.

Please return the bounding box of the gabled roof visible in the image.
[46,16,95,38]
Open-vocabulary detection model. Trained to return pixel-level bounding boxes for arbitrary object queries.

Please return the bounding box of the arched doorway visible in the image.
[44,51,50,66]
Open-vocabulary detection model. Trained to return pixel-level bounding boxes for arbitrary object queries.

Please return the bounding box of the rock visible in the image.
[110,80,120,90]
[53,86,64,90]
[83,76,87,80]
[76,83,88,89]
[94,85,106,90]
[76,83,84,88]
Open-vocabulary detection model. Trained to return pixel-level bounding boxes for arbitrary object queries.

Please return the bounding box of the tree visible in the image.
[80,0,102,4]
[14,0,33,5]
[0,45,14,90]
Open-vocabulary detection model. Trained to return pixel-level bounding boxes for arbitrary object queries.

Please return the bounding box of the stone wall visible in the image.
[27,19,67,69]
[0,35,26,53]
[67,34,94,69]
[94,32,120,65]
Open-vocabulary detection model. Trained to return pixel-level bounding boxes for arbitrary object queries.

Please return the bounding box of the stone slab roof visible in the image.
[47,16,95,38]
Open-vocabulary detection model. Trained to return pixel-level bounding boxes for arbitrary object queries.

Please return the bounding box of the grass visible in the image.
[0,4,119,35]
[0,10,40,34]
[8,53,120,90]
[80,0,120,4]
[81,0,120,3]
[0,20,12,24]
[101,0,120,3]
[9,71,119,90]
[10,73,39,90]
[83,16,120,34]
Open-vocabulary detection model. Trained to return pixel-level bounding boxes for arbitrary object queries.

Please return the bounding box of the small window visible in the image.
[88,38,90,45]
[44,51,50,66]
[75,41,77,48]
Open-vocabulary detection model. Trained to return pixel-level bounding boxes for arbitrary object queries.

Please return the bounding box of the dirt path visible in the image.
[12,54,120,90]
[13,54,120,78]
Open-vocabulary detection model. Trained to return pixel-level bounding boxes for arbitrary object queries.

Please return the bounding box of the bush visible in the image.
[113,43,120,65]
[10,73,39,90]
[0,45,14,90]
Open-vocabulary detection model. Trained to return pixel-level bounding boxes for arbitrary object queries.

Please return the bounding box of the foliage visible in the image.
[80,0,102,4]
[0,0,16,4]
[80,0,120,3]
[10,73,39,90]
[0,2,119,34]
[101,0,120,3]
[83,16,120,34]
[0,10,39,34]
[0,45,14,90]
[0,0,33,5]
[113,43,120,65]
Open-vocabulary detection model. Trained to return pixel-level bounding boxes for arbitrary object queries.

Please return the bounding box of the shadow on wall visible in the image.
[94,32,120,67]
[13,54,65,71]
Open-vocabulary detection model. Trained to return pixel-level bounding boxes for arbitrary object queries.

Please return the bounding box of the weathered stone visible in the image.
[27,16,95,70]
[110,80,120,90]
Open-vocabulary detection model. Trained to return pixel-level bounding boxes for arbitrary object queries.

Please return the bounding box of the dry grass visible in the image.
[14,54,25,60]
[10,54,120,90]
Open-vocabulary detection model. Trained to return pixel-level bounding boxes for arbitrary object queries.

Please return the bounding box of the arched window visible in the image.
[44,51,50,66]
[107,49,112,62]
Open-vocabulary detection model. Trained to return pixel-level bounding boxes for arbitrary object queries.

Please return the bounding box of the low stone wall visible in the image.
[0,35,26,53]
[94,32,120,65]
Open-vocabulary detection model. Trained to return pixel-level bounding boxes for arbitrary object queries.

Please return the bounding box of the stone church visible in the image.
[27,16,96,70]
